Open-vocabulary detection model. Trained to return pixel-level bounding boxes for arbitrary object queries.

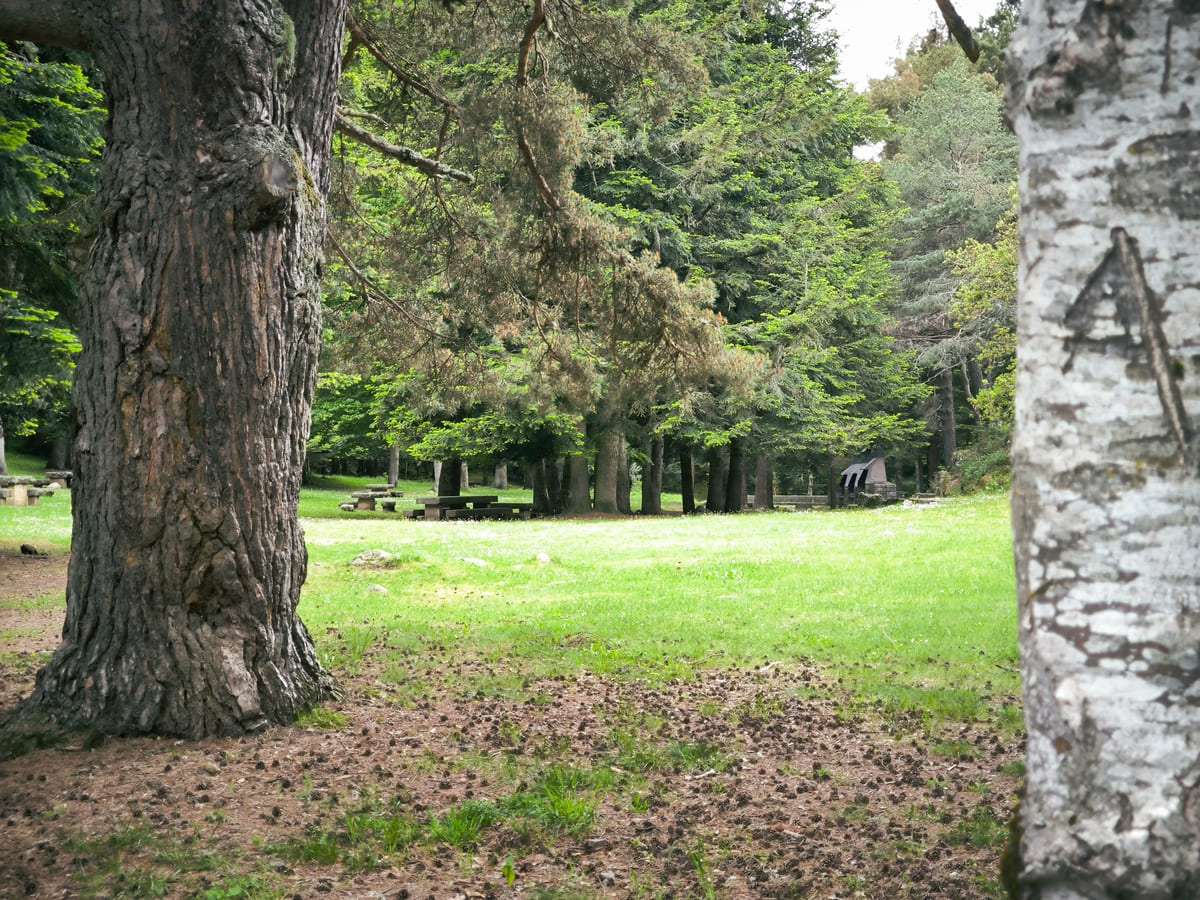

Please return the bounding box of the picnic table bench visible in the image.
[745,494,829,509]
[338,486,405,512]
[0,475,54,507]
[405,495,534,521]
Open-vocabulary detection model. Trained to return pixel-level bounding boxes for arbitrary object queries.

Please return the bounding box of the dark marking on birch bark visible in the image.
[1163,19,1174,95]
[1114,131,1200,219]
[1063,229,1192,466]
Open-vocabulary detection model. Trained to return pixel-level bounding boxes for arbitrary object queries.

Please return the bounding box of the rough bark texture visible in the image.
[492,462,508,490]
[1010,2,1200,895]
[18,0,346,738]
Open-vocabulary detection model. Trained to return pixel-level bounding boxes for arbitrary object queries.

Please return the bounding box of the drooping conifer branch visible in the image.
[514,0,565,214]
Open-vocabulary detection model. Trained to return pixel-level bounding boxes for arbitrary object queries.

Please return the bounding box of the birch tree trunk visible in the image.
[5,0,346,738]
[1011,2,1200,894]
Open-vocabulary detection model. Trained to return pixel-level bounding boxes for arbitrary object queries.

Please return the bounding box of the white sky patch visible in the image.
[826,0,1003,91]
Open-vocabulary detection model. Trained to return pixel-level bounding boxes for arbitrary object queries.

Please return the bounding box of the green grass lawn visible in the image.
[1,470,1019,722]
[300,491,1018,720]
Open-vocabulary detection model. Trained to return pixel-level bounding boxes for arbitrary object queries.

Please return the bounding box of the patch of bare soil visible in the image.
[0,560,1022,900]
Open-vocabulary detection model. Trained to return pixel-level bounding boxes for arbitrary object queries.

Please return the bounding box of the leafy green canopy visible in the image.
[0,42,103,461]
[323,0,743,464]
[577,0,926,458]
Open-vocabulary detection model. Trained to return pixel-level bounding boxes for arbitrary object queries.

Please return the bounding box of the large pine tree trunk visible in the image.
[19,0,346,738]
[1011,3,1200,893]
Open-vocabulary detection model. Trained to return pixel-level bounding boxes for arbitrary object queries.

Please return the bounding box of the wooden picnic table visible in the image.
[404,495,535,521]
[409,494,500,520]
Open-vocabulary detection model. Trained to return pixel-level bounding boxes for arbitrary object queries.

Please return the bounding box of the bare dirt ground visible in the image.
[0,552,1022,900]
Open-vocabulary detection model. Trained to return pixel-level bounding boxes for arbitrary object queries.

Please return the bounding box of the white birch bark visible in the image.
[1010,2,1200,895]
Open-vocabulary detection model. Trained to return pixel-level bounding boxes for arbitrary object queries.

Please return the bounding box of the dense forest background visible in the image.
[0,0,1020,511]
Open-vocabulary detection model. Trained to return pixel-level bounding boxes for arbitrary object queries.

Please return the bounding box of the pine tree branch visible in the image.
[346,15,458,117]
[334,110,474,184]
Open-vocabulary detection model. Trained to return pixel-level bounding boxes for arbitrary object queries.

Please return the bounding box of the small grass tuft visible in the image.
[297,707,348,730]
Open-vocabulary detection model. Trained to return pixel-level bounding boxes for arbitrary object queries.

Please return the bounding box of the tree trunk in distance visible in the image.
[530,458,553,515]
[961,358,982,426]
[432,461,442,493]
[438,457,462,496]
[641,434,663,515]
[1011,3,1200,894]
[460,460,469,489]
[679,443,695,514]
[388,443,400,487]
[592,430,622,514]
[19,0,346,738]
[565,452,590,513]
[616,434,632,515]
[724,439,745,513]
[545,455,563,513]
[706,446,728,513]
[564,420,591,513]
[0,419,7,476]
[939,366,957,468]
[754,454,774,510]
[493,462,508,490]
